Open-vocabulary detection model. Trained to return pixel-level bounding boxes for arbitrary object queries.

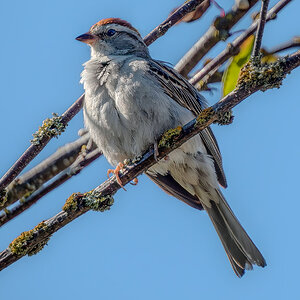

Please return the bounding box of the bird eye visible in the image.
[106,29,116,37]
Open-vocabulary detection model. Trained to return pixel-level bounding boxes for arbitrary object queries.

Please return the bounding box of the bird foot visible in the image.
[130,178,139,185]
[107,162,126,191]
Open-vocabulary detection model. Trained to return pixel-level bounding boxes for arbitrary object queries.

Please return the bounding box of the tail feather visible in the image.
[204,191,266,277]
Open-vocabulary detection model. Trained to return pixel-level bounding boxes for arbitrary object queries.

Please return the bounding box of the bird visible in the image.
[76,17,266,277]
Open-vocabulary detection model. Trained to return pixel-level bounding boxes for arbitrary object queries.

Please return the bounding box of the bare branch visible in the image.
[143,0,206,46]
[189,0,292,86]
[0,149,101,227]
[175,0,259,77]
[252,0,270,57]
[1,50,299,272]
[265,36,300,54]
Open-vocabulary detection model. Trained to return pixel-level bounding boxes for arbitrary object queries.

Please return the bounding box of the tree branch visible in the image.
[0,95,85,200]
[143,0,206,46]
[0,148,101,227]
[265,36,300,55]
[252,0,270,57]
[189,0,292,85]
[0,134,92,211]
[175,0,259,77]
[1,50,299,272]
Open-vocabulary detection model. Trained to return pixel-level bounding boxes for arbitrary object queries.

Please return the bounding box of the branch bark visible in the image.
[1,50,299,272]
[0,95,85,198]
[0,149,101,227]
[175,0,259,77]
[0,135,91,211]
[252,0,270,57]
[143,0,206,46]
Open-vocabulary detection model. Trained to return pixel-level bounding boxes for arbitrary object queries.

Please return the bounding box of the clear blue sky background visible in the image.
[0,0,299,299]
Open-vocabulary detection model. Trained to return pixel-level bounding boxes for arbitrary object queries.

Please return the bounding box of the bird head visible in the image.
[76,18,149,58]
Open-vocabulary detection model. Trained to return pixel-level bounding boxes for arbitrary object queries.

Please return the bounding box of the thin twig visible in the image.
[265,36,300,55]
[189,0,292,86]
[252,0,270,57]
[143,0,206,46]
[1,50,299,271]
[0,95,85,196]
[0,149,102,227]
[175,0,259,77]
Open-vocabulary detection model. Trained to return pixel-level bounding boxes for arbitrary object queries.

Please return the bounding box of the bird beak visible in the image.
[76,32,97,44]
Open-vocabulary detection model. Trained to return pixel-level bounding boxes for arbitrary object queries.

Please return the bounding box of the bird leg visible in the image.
[154,141,159,161]
[107,162,126,191]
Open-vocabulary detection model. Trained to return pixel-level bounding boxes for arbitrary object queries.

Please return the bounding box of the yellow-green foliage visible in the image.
[31,113,66,145]
[158,126,183,148]
[222,35,255,97]
[9,221,49,256]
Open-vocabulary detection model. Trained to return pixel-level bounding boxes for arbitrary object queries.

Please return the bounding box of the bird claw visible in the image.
[130,178,138,185]
[107,162,126,191]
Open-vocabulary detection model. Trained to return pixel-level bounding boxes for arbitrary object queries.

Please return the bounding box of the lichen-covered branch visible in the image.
[143,0,206,46]
[0,148,102,227]
[0,135,91,211]
[189,0,292,86]
[0,95,85,201]
[175,0,259,77]
[0,50,299,272]
[252,0,270,57]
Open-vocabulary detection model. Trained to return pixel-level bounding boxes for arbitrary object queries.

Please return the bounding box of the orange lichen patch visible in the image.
[90,18,140,36]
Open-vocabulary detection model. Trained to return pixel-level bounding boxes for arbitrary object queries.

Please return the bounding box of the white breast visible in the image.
[81,56,205,167]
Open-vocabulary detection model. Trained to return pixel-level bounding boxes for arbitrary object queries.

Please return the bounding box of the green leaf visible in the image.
[222,35,255,97]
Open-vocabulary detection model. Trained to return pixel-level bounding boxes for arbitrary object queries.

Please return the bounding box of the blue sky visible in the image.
[0,0,299,299]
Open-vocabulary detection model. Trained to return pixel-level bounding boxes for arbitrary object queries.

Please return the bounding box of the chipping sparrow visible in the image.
[76,18,266,277]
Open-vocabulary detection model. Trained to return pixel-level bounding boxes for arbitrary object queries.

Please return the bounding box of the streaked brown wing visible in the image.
[146,171,203,210]
[148,60,227,187]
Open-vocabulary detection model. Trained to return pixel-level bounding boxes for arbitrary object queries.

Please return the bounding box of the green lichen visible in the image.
[9,221,49,256]
[62,191,114,213]
[28,238,50,256]
[158,126,183,149]
[236,56,288,92]
[195,107,215,127]
[214,29,230,41]
[83,191,114,212]
[31,113,67,145]
[0,189,7,207]
[213,13,235,41]
[62,193,83,212]
[217,110,234,125]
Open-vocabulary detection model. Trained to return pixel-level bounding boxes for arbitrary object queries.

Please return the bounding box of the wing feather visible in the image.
[148,60,227,187]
